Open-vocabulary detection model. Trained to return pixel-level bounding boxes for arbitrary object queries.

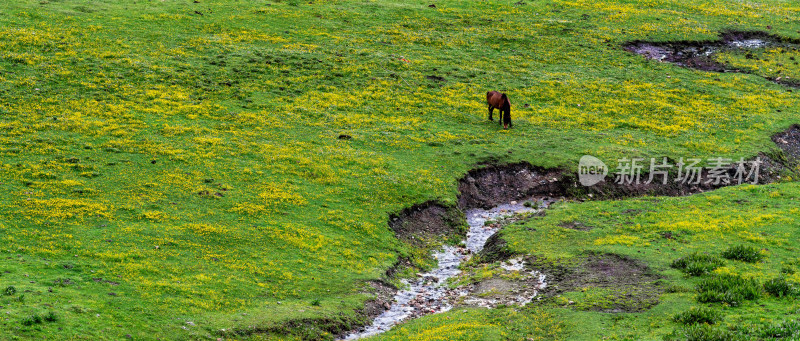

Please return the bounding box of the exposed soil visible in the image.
[529,252,664,312]
[773,124,800,162]
[387,201,466,245]
[360,281,398,318]
[624,30,800,87]
[478,232,515,263]
[458,162,563,209]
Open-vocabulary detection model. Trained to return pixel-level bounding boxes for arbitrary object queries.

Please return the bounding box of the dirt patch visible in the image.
[624,30,800,87]
[478,232,515,263]
[388,201,467,245]
[450,256,547,309]
[530,252,663,313]
[773,124,800,161]
[558,220,594,231]
[358,281,397,320]
[457,276,545,308]
[458,162,563,209]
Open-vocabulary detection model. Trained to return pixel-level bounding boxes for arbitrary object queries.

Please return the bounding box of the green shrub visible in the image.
[721,245,764,263]
[43,311,58,323]
[21,312,57,326]
[3,285,16,296]
[763,277,798,298]
[696,274,761,306]
[21,314,42,326]
[664,323,743,341]
[757,320,800,339]
[673,307,723,325]
[671,253,725,276]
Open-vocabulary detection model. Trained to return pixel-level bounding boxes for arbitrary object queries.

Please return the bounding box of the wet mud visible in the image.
[625,30,800,87]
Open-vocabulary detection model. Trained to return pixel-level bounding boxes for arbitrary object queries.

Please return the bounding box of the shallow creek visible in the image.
[343,199,552,340]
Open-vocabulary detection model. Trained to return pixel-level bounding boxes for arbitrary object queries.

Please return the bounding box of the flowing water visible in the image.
[343,198,552,340]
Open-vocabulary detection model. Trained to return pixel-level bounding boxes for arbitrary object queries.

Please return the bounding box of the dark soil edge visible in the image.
[225,280,397,340]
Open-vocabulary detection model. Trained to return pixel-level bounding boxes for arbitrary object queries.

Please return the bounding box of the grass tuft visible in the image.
[673,307,723,325]
[696,274,761,306]
[721,245,764,263]
[664,323,742,341]
[763,277,798,298]
[672,253,725,276]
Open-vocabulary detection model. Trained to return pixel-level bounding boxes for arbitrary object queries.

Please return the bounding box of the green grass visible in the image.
[716,46,800,82]
[0,0,799,339]
[722,245,766,263]
[672,252,726,276]
[673,307,723,325]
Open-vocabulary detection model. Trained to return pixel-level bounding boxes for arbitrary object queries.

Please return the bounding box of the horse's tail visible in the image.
[501,93,507,100]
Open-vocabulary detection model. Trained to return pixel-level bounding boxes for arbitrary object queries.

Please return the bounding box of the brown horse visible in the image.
[486,91,512,129]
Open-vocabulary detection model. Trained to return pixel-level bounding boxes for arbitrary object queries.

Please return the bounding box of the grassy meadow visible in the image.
[0,0,799,339]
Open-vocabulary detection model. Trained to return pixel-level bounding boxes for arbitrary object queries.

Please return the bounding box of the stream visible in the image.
[343,198,552,340]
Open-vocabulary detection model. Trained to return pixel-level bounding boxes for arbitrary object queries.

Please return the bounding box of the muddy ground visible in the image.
[529,252,663,312]
[625,30,800,87]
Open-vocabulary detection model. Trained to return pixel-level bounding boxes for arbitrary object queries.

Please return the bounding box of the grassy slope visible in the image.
[375,183,800,340]
[0,0,798,339]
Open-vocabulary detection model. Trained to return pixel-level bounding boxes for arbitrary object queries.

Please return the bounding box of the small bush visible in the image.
[721,245,764,263]
[21,312,57,326]
[310,299,321,306]
[3,285,16,296]
[664,323,743,341]
[43,311,58,323]
[696,274,761,306]
[673,307,723,325]
[21,314,42,326]
[671,253,725,276]
[758,320,800,339]
[763,277,798,298]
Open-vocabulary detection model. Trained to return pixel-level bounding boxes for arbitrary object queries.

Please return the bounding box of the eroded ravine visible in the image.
[343,200,553,339]
[263,124,800,340]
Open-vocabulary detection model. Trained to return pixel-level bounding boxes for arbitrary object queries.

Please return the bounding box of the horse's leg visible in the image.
[503,108,512,129]
[488,105,494,121]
